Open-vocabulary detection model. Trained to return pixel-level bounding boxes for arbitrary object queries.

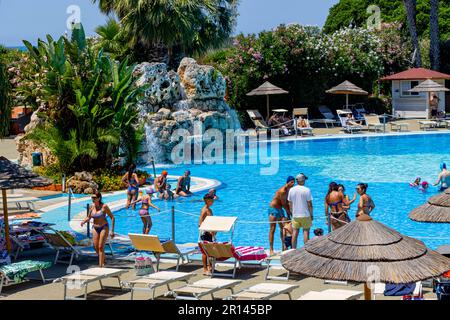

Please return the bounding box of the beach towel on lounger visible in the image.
[0,260,52,283]
[233,246,267,261]
[384,283,416,297]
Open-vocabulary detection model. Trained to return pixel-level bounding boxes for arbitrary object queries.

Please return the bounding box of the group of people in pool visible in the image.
[268,175,375,255]
[410,163,450,192]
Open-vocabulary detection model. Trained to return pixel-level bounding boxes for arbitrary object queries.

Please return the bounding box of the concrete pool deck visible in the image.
[0,248,439,300]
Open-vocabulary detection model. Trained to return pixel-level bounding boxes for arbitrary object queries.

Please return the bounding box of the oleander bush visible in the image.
[202,23,412,118]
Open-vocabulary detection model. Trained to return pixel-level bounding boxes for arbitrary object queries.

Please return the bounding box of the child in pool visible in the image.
[282,220,293,251]
[410,177,421,187]
[419,181,429,192]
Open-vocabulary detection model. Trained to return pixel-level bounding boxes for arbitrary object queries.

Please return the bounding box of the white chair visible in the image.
[173,278,242,300]
[229,283,298,300]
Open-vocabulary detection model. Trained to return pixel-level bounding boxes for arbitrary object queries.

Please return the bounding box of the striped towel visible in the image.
[233,246,267,261]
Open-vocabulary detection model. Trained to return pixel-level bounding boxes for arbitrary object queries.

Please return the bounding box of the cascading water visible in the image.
[143,123,164,164]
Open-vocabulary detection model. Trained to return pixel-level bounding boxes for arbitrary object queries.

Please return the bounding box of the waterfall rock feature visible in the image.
[135,58,242,163]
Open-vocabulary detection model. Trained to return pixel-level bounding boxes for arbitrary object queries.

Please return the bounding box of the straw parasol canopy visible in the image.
[409,79,450,119]
[326,80,369,108]
[409,79,450,93]
[409,188,450,223]
[281,215,450,299]
[247,81,289,120]
[0,156,52,251]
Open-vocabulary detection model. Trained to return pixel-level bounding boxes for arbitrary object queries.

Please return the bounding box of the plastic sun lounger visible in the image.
[246,110,270,131]
[373,282,423,300]
[390,122,409,132]
[123,271,195,300]
[0,260,51,295]
[229,283,298,300]
[419,121,438,131]
[0,197,39,211]
[293,108,314,136]
[337,110,363,134]
[54,267,128,300]
[298,289,363,300]
[364,115,384,132]
[173,278,242,300]
[129,234,197,271]
[199,242,267,278]
[42,230,114,266]
[265,250,295,281]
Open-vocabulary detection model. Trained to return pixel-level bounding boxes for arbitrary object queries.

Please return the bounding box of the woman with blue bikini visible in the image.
[81,191,115,267]
[122,164,140,210]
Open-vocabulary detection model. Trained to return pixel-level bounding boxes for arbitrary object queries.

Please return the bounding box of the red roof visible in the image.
[380,68,450,81]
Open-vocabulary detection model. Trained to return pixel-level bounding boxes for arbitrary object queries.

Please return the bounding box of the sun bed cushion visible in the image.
[384,283,416,296]
[0,260,52,283]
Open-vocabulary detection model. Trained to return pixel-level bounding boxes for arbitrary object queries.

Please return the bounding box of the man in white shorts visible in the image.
[288,173,314,248]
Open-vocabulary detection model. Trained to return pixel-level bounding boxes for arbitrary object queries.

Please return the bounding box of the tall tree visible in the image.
[92,0,238,68]
[403,0,422,67]
[430,0,440,70]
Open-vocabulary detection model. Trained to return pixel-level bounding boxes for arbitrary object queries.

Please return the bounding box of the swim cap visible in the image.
[442,163,447,170]
[286,176,295,183]
[186,170,191,175]
[421,181,429,187]
[145,187,156,195]
[162,171,168,176]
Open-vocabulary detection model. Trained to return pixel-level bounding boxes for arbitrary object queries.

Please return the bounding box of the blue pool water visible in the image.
[42,133,450,250]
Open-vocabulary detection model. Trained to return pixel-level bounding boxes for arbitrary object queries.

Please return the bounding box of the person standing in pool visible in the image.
[122,164,140,210]
[176,171,192,197]
[132,187,161,234]
[433,163,450,191]
[325,182,350,231]
[198,194,215,275]
[81,191,115,267]
[154,171,168,195]
[356,183,375,217]
[268,176,295,256]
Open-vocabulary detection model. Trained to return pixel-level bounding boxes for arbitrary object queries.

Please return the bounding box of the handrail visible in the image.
[67,188,74,222]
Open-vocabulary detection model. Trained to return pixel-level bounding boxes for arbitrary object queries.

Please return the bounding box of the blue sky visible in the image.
[0,0,339,46]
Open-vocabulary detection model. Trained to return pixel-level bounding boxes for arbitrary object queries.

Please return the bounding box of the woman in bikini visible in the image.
[325,182,350,231]
[132,187,160,234]
[81,191,115,267]
[122,164,140,210]
[338,184,357,211]
[356,183,375,217]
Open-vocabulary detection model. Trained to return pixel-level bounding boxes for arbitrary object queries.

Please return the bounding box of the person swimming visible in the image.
[410,177,421,187]
[419,181,429,192]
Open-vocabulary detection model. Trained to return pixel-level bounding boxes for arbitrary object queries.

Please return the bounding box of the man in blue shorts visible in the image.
[268,176,295,255]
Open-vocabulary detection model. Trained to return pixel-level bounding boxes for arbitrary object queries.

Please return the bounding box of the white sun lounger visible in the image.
[173,278,242,300]
[419,121,438,131]
[337,110,363,134]
[0,197,39,211]
[265,250,295,281]
[123,271,195,300]
[229,283,298,300]
[364,115,384,132]
[298,289,363,300]
[54,267,128,300]
[390,122,409,132]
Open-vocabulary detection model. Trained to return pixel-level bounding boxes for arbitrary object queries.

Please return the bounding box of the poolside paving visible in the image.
[0,248,439,300]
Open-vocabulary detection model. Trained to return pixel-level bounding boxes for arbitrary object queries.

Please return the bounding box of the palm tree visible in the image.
[403,0,422,67]
[0,48,11,138]
[430,0,440,70]
[92,0,238,68]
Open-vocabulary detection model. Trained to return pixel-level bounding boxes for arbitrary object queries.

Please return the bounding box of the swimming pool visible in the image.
[43,133,450,250]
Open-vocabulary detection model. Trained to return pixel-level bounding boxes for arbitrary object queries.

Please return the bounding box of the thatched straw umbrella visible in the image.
[409,188,450,223]
[409,79,450,119]
[326,80,368,108]
[281,215,450,300]
[0,156,52,252]
[247,81,289,120]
